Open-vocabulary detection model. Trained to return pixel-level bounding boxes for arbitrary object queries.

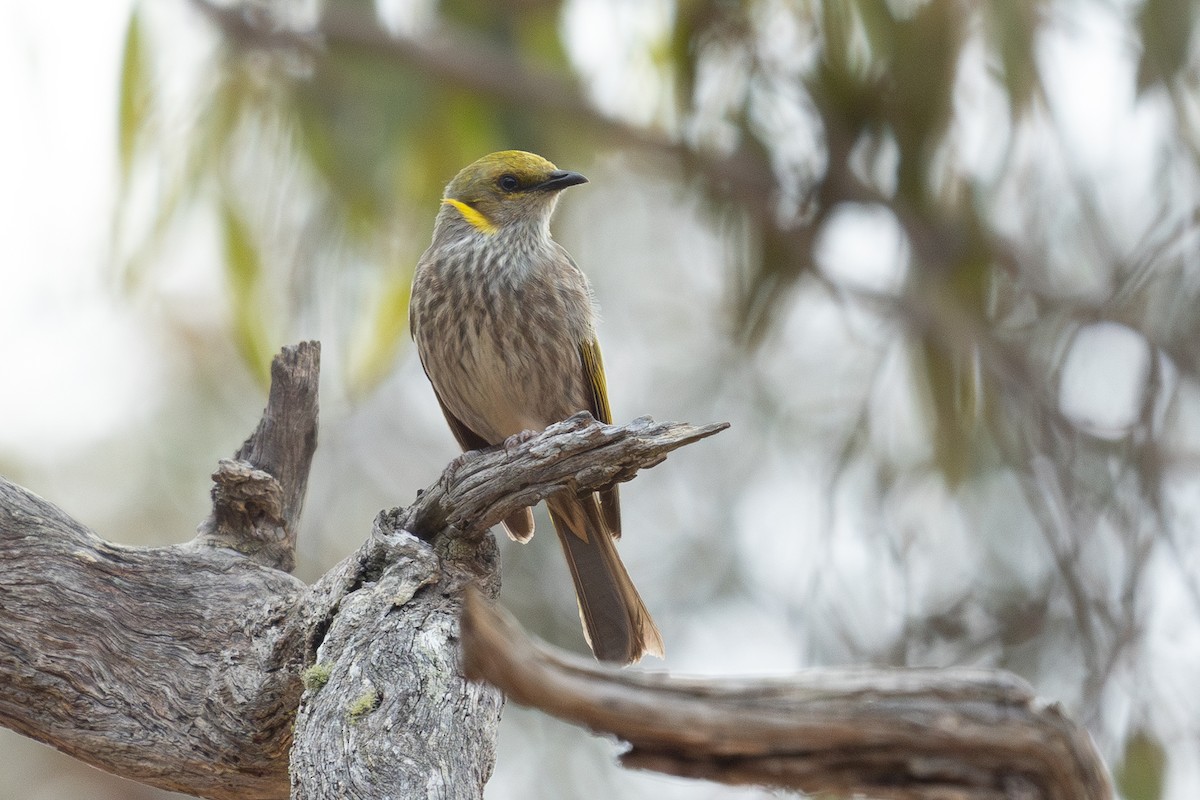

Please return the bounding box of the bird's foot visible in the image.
[446,450,477,472]
[502,429,540,451]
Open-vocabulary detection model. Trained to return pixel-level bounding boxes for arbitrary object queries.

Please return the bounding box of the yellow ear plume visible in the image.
[441,198,498,235]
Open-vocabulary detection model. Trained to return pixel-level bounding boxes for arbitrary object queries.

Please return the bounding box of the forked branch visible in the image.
[0,340,728,800]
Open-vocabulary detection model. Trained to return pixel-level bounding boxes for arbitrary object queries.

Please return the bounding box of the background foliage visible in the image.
[5,0,1200,797]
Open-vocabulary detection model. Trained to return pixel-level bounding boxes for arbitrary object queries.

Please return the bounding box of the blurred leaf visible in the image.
[439,0,514,41]
[292,43,429,226]
[1136,0,1196,92]
[513,4,570,70]
[888,0,964,201]
[984,0,1041,114]
[668,0,707,115]
[221,199,274,384]
[947,203,994,311]
[852,0,898,62]
[820,0,867,86]
[348,274,414,395]
[672,1,752,120]
[812,0,887,149]
[400,91,507,206]
[736,202,819,345]
[117,7,152,180]
[440,0,568,69]
[221,200,258,296]
[117,48,249,289]
[1116,731,1165,800]
[919,336,978,485]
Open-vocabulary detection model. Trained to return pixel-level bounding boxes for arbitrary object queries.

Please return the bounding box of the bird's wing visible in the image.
[420,360,537,542]
[412,282,535,541]
[580,337,622,539]
[431,382,491,452]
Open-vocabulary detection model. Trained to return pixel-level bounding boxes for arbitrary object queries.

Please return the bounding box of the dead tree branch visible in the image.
[462,592,1114,800]
[193,340,319,570]
[289,413,724,798]
[0,340,724,799]
[396,412,730,542]
[0,342,323,799]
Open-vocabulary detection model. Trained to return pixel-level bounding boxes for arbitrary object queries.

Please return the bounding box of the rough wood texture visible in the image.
[0,480,305,798]
[462,593,1115,800]
[0,339,726,799]
[288,518,503,799]
[398,412,730,541]
[194,342,320,572]
[286,413,727,799]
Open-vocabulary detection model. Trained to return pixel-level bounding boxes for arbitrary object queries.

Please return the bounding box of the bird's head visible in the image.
[439,151,587,236]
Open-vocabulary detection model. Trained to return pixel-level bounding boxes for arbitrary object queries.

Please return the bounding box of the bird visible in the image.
[408,150,664,664]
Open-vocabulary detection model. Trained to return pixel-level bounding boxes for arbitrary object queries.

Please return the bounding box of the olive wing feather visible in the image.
[580,337,622,538]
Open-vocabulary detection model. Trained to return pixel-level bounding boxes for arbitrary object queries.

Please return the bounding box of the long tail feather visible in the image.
[547,492,663,664]
[501,507,535,542]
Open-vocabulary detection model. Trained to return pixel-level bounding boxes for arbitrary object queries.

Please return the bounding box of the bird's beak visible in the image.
[536,170,589,192]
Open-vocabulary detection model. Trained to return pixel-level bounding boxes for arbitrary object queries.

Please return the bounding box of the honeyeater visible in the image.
[408,150,663,664]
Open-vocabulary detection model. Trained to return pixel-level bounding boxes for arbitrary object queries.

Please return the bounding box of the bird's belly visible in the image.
[435,326,584,445]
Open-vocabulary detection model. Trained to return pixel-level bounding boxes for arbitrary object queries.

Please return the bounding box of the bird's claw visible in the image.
[446,451,475,472]
[503,429,539,450]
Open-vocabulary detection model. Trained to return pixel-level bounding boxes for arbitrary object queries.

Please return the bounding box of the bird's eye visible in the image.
[497,174,520,193]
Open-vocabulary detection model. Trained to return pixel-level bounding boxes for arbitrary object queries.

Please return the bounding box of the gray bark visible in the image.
[287,519,503,799]
[0,337,1111,799]
[463,593,1115,800]
[0,341,725,799]
[0,482,304,798]
[286,413,727,798]
[0,341,324,799]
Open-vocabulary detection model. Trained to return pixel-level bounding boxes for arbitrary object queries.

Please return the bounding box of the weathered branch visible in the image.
[5,334,1111,800]
[0,339,724,799]
[288,522,503,799]
[193,341,320,571]
[288,413,721,797]
[396,412,729,542]
[461,592,1114,800]
[0,466,306,797]
[0,343,323,798]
